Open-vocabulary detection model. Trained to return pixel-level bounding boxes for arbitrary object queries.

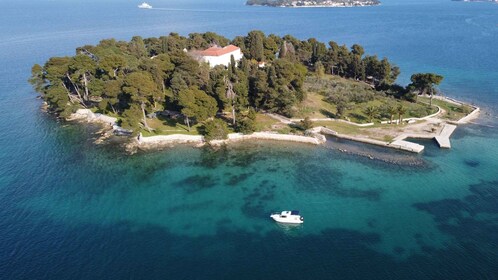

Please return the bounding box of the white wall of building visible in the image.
[201,49,243,68]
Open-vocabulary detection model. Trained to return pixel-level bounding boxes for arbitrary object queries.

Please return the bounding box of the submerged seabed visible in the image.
[1,121,498,279]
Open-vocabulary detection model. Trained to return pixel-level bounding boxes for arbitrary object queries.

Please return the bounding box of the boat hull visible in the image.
[270,214,304,224]
[138,2,152,9]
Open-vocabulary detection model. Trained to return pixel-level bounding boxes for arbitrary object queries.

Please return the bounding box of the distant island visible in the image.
[246,0,380,7]
[30,30,478,153]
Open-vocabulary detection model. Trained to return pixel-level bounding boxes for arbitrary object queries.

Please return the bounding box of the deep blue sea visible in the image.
[1,0,498,279]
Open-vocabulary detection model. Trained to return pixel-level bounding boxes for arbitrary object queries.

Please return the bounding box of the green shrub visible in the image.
[203,118,229,141]
[300,117,314,130]
[237,118,256,134]
[247,107,257,120]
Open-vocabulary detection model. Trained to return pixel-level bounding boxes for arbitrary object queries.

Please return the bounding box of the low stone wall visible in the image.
[138,134,204,145]
[138,131,325,148]
[457,107,480,124]
[244,132,325,145]
[431,96,480,124]
[317,126,425,153]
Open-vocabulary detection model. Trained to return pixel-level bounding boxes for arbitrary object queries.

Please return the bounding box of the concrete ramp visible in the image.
[435,124,457,148]
[390,140,425,153]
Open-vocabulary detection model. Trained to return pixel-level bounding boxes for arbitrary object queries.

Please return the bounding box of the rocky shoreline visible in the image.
[65,109,326,153]
[66,95,480,155]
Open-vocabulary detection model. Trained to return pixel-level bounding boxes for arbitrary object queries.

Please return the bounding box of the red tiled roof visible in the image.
[194,45,240,57]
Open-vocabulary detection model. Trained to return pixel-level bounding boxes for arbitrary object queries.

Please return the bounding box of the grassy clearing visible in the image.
[299,75,438,123]
[254,113,281,131]
[140,116,202,136]
[419,96,473,121]
[297,91,337,119]
[313,120,370,136]
[136,112,281,137]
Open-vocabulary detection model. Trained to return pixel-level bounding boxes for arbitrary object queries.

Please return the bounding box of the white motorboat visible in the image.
[138,2,152,9]
[270,210,304,224]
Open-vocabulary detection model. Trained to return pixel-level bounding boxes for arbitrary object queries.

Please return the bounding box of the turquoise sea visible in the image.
[1,0,498,279]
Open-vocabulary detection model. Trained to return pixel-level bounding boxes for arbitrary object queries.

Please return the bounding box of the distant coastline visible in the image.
[246,0,380,8]
[452,0,497,2]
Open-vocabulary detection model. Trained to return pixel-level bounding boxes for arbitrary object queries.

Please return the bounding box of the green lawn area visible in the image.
[140,113,290,136]
[419,96,474,121]
[312,120,379,136]
[296,91,337,119]
[140,116,202,136]
[254,113,281,131]
[298,75,438,123]
[313,120,364,135]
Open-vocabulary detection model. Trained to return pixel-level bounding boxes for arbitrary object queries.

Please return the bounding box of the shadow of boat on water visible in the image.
[272,221,304,236]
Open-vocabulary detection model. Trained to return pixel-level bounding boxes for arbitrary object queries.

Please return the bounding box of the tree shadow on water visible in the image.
[174,174,219,193]
[411,180,498,277]
[194,146,230,169]
[241,180,277,218]
[295,161,383,201]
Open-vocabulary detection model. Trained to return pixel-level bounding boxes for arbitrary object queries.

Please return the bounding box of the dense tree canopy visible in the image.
[30,30,441,134]
[408,73,444,105]
[178,86,218,131]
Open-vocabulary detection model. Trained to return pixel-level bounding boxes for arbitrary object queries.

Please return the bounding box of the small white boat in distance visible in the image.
[138,2,152,9]
[270,210,304,224]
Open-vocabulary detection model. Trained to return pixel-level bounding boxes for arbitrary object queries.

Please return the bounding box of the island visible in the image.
[246,0,380,7]
[29,31,478,153]
[452,0,497,2]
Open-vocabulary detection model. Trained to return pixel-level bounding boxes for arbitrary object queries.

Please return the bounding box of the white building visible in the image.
[190,45,243,68]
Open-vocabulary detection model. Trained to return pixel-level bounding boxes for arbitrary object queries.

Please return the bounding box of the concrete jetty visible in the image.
[435,124,457,148]
[389,139,425,153]
[317,127,425,153]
